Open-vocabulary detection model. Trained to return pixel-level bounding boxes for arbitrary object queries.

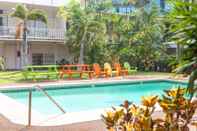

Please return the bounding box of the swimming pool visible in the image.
[0,80,186,115]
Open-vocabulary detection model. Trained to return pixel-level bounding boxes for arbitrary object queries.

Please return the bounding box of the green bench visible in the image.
[23,65,59,81]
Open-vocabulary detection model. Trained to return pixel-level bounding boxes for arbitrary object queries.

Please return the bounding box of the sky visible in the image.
[0,0,69,6]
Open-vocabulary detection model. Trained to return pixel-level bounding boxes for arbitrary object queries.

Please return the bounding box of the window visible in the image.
[118,6,132,14]
[28,20,47,38]
[32,53,55,65]
[28,20,47,29]
[0,10,3,26]
[0,17,3,26]
[160,0,165,10]
[44,54,55,64]
[66,21,70,30]
[116,7,119,13]
[32,54,43,65]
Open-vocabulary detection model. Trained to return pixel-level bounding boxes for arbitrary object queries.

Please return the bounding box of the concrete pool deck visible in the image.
[0,75,185,89]
[0,115,106,131]
[0,75,192,130]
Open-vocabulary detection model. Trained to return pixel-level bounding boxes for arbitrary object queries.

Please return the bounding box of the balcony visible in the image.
[0,26,65,42]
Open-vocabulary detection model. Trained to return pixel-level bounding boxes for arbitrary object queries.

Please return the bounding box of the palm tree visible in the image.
[11,4,47,69]
[78,19,106,64]
[169,0,197,98]
[59,1,106,64]
[168,0,197,61]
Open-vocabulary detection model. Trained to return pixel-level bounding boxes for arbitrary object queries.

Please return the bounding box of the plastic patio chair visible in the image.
[104,62,113,77]
[123,62,137,75]
[93,63,107,78]
[114,63,128,76]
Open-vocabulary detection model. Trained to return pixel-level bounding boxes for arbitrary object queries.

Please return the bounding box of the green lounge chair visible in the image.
[123,62,137,75]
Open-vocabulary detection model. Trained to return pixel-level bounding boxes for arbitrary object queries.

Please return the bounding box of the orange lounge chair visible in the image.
[114,63,128,76]
[93,63,107,78]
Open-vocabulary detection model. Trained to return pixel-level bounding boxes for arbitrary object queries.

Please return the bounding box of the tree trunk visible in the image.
[78,27,87,64]
[15,23,22,69]
[78,39,85,64]
[16,43,20,69]
[20,39,24,68]
[21,21,28,69]
[176,44,182,64]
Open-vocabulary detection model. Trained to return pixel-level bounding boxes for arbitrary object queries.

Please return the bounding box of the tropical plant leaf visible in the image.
[10,4,27,19]
[28,10,47,24]
[175,61,196,74]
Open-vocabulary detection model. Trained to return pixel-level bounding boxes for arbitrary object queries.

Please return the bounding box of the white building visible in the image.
[0,0,73,70]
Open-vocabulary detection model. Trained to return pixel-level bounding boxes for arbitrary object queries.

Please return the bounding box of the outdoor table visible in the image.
[59,64,93,79]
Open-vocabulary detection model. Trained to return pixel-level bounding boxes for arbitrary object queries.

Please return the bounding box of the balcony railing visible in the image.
[0,26,65,41]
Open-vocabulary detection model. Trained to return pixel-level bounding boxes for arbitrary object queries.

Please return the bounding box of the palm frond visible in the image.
[188,69,197,88]
[175,61,196,74]
[187,69,197,98]
[27,10,47,24]
[10,4,27,20]
[58,6,69,21]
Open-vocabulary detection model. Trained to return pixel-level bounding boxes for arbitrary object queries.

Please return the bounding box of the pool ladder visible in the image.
[27,85,66,127]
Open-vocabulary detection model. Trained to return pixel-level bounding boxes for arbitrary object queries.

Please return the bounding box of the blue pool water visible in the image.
[1,80,186,115]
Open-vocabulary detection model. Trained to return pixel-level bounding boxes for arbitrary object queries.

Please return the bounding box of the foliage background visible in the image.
[59,0,176,71]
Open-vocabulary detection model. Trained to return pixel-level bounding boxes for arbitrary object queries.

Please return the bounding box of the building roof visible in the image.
[0,0,68,7]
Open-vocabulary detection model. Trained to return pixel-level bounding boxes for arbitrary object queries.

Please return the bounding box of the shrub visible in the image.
[102,87,197,131]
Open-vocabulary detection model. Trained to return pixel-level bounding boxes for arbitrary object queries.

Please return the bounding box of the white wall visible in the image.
[55,44,74,63]
[0,41,73,69]
[4,43,17,69]
[0,42,5,56]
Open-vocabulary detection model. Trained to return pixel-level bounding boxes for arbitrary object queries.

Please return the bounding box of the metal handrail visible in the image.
[34,85,66,114]
[27,85,66,127]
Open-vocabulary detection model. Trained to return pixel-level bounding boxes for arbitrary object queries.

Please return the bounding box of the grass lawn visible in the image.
[135,72,173,76]
[0,71,173,84]
[0,71,91,84]
[0,71,24,84]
